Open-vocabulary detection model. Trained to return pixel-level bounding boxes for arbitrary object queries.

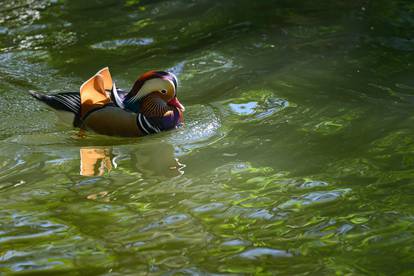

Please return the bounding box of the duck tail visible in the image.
[29,90,83,127]
[29,90,81,114]
[29,90,47,101]
[29,91,61,110]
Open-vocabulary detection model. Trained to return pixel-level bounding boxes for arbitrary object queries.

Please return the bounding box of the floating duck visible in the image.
[30,67,184,137]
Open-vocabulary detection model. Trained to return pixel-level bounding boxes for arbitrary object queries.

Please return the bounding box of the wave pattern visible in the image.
[1,0,414,274]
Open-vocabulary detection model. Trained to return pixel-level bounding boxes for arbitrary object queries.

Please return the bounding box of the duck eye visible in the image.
[161,89,167,94]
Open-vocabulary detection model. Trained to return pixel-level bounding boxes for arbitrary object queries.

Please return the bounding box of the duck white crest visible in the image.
[130,78,176,102]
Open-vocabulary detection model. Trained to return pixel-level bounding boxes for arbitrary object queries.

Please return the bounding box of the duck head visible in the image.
[118,71,184,114]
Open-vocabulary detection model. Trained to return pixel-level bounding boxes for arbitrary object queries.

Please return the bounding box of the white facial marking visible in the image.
[132,78,175,102]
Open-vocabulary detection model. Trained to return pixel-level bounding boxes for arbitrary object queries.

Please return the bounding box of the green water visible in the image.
[1,0,414,274]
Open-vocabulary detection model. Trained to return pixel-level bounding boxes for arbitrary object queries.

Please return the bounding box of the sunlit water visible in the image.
[1,0,414,274]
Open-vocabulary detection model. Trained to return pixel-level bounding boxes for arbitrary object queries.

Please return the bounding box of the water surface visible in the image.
[1,0,414,274]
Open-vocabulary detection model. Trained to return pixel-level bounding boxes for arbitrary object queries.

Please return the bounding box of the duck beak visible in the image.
[167,97,185,111]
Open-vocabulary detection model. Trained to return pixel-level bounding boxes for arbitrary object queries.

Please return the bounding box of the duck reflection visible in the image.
[79,141,184,177]
[80,147,113,176]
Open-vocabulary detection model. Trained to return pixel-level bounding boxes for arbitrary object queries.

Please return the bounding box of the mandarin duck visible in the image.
[30,67,184,137]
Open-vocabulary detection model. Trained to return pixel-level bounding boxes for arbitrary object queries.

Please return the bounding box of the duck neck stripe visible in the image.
[137,114,160,135]
[142,115,160,133]
[137,114,150,135]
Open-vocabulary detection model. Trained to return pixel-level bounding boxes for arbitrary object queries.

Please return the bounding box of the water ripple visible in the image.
[215,90,290,124]
[192,202,225,213]
[91,38,154,50]
[168,104,224,154]
[180,51,239,79]
[141,214,190,232]
[278,189,351,209]
[239,247,293,259]
[0,212,67,244]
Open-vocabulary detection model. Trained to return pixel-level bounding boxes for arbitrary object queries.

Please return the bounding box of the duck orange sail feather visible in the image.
[80,67,112,117]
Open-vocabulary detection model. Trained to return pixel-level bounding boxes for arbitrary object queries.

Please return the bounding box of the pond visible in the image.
[1,0,414,274]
